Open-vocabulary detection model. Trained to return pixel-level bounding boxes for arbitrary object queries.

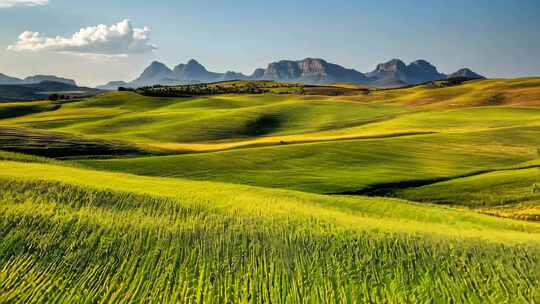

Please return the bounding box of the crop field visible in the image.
[1,78,540,302]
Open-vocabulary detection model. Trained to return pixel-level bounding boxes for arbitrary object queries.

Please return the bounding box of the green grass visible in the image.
[3,78,540,154]
[396,167,540,221]
[0,160,539,302]
[0,125,151,158]
[81,126,540,194]
[3,92,403,144]
[0,150,60,164]
[398,167,539,207]
[2,78,540,302]
[0,100,59,119]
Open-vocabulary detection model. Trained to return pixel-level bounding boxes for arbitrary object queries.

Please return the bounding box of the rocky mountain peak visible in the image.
[141,61,171,75]
[375,59,407,72]
[298,58,328,73]
[406,59,446,83]
[448,68,485,79]
[264,60,301,80]
[250,68,266,79]
[187,59,201,65]
[132,61,172,85]
[102,57,486,89]
[183,59,207,73]
[409,59,432,67]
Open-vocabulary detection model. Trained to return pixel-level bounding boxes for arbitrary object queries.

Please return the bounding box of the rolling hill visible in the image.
[3,77,540,217]
[1,77,539,302]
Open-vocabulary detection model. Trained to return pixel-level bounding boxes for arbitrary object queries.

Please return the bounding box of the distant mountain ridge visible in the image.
[0,81,101,101]
[261,58,368,84]
[97,58,485,90]
[448,68,485,79]
[0,73,23,85]
[366,59,450,88]
[0,74,77,86]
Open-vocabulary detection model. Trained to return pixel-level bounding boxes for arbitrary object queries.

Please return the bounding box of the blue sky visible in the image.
[1,0,539,86]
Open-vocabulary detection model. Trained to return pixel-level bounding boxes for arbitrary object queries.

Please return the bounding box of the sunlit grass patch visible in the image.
[0,162,539,302]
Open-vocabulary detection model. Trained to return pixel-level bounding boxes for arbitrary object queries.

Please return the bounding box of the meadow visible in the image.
[1,78,540,302]
[0,161,539,303]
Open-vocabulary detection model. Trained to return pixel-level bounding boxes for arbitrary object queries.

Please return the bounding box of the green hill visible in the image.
[1,78,540,302]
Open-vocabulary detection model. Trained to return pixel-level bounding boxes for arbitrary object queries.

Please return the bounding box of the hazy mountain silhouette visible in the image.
[97,58,485,89]
[260,58,368,84]
[0,73,77,86]
[0,73,23,85]
[366,59,448,87]
[448,68,485,79]
[0,81,100,101]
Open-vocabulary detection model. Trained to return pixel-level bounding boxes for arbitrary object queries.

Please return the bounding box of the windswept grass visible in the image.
[0,161,539,302]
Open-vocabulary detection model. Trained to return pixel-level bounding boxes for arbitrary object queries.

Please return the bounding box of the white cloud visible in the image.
[0,0,48,8]
[8,19,156,56]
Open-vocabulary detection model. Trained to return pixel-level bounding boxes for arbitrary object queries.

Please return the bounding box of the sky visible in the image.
[0,0,539,87]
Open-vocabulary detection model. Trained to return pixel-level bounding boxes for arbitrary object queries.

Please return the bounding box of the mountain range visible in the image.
[98,58,485,90]
[0,81,101,101]
[0,74,77,86]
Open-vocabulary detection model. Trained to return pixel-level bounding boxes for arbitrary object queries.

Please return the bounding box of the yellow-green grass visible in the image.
[396,167,540,220]
[3,78,540,154]
[81,126,540,194]
[2,78,540,302]
[0,150,61,164]
[0,100,59,120]
[3,160,539,239]
[4,79,540,208]
[2,92,404,146]
[348,77,540,108]
[141,105,540,153]
[0,160,539,302]
[315,106,540,137]
[0,125,151,158]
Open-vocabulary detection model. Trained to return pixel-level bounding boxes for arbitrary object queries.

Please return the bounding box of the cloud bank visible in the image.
[0,0,48,8]
[8,19,156,56]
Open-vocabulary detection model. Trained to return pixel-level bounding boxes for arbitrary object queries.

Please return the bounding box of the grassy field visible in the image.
[0,125,150,158]
[80,126,540,194]
[2,78,540,153]
[1,78,540,302]
[396,167,540,221]
[0,161,539,302]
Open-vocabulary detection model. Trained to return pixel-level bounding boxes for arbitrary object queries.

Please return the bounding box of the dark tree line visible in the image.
[48,94,72,101]
[132,82,304,97]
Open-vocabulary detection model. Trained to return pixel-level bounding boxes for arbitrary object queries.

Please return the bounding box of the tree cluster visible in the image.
[48,94,72,101]
[133,82,303,97]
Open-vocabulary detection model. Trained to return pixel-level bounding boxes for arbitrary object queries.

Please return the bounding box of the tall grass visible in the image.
[0,178,539,303]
